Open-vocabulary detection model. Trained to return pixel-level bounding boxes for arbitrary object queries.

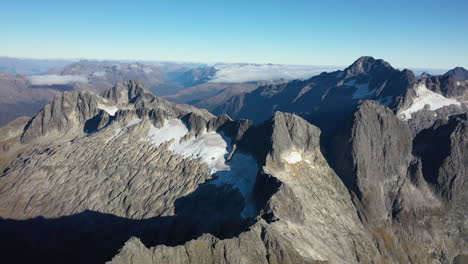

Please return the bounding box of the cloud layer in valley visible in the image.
[29,75,88,86]
[210,64,341,83]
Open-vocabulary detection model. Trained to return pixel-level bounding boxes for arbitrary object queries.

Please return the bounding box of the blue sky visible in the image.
[1,0,467,68]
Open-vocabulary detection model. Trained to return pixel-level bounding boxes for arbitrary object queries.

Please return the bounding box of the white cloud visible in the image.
[210,64,341,83]
[29,75,88,85]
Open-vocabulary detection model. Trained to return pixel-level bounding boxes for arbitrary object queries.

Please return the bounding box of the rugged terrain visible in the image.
[0,57,467,264]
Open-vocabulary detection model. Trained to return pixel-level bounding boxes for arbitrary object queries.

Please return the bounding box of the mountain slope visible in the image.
[213,57,415,131]
[1,78,467,264]
[213,57,468,137]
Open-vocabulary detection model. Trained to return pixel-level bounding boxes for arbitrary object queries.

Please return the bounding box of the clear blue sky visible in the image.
[1,0,467,68]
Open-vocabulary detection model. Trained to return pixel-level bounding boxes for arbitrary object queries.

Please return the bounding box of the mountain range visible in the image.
[0,57,467,264]
[0,59,336,127]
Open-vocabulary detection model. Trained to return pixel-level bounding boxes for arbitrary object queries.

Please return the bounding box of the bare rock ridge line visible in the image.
[213,56,467,137]
[0,56,467,264]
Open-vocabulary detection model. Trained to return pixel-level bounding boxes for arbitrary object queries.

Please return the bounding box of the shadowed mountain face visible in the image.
[0,184,252,264]
[1,57,468,264]
[212,57,416,132]
[444,66,468,81]
[212,57,468,137]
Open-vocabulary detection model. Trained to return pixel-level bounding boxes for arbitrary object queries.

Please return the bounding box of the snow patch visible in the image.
[400,84,461,120]
[172,131,229,174]
[147,119,259,218]
[98,104,119,116]
[147,119,188,147]
[211,153,258,218]
[352,82,375,99]
[284,151,302,164]
[305,160,316,168]
[147,119,228,173]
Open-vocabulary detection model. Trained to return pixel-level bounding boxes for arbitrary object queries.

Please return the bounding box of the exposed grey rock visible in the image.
[422,74,468,98]
[444,66,468,81]
[413,114,468,211]
[213,56,416,135]
[101,80,149,104]
[20,90,102,143]
[333,101,467,263]
[109,223,323,264]
[405,104,468,135]
[333,100,413,225]
[109,111,382,264]
[1,78,467,264]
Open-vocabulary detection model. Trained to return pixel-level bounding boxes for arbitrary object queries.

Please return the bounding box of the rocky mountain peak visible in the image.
[418,71,432,79]
[101,80,150,104]
[333,100,413,224]
[344,56,393,76]
[444,66,468,81]
[267,111,321,164]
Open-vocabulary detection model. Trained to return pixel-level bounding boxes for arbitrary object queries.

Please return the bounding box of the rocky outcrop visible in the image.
[444,66,468,81]
[422,74,468,98]
[20,91,101,143]
[413,114,468,211]
[333,101,467,263]
[109,223,322,264]
[1,77,467,264]
[108,111,382,264]
[334,101,413,225]
[214,56,417,135]
[100,80,149,104]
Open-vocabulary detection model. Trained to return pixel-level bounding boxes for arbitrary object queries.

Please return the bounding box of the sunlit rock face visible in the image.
[1,59,467,264]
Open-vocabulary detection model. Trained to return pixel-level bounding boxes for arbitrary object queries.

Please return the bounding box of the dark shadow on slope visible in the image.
[314,103,364,202]
[412,115,460,187]
[0,183,260,264]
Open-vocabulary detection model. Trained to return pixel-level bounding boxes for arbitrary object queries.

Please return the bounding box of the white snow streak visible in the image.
[211,153,258,217]
[147,119,228,173]
[284,151,302,164]
[147,119,259,217]
[147,119,188,147]
[98,104,119,116]
[352,82,375,99]
[400,84,461,120]
[172,131,229,174]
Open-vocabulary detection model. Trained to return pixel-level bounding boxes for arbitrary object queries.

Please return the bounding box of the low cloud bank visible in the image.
[29,75,88,86]
[210,64,341,83]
